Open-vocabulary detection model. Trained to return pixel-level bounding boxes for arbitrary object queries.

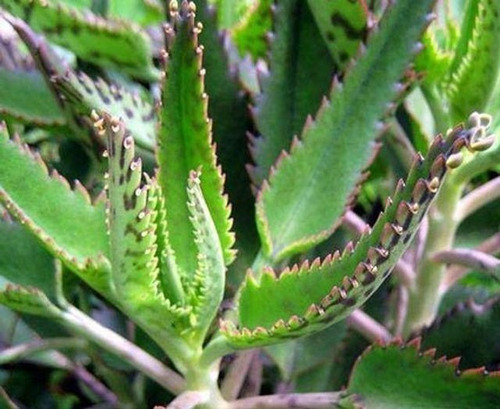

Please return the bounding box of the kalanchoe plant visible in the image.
[0,0,499,408]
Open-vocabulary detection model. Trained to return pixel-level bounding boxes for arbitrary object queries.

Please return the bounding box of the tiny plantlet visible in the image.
[0,0,499,408]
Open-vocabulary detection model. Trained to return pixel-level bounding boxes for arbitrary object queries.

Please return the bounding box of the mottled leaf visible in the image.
[307,0,368,69]
[98,112,192,357]
[53,70,156,150]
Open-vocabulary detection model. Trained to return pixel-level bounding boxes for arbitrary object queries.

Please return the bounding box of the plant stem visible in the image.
[221,350,258,401]
[403,178,463,336]
[58,305,186,395]
[184,358,227,409]
[433,248,500,274]
[228,392,346,409]
[346,310,392,343]
[456,176,500,222]
[166,391,210,409]
[444,233,500,288]
[0,337,86,365]
[0,387,19,409]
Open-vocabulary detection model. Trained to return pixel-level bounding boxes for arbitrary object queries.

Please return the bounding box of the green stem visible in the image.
[0,337,86,365]
[184,357,228,409]
[228,392,346,409]
[403,177,463,336]
[57,305,186,395]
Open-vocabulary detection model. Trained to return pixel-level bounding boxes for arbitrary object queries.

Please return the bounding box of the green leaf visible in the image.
[256,0,436,261]
[346,338,500,408]
[307,0,368,70]
[0,128,111,294]
[222,119,492,347]
[250,0,335,185]
[415,31,453,85]
[107,0,164,26]
[98,112,192,357]
[53,70,156,150]
[184,171,226,342]
[0,284,60,318]
[265,321,347,392]
[0,0,159,80]
[421,298,500,370]
[447,0,500,120]
[231,0,272,61]
[0,68,65,127]
[157,0,235,273]
[196,0,259,269]
[0,221,56,300]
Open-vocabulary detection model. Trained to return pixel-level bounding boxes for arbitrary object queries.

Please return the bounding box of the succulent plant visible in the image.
[0,0,499,408]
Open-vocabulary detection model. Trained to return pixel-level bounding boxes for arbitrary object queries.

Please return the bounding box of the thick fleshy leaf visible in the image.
[195,0,259,268]
[0,221,56,299]
[157,0,235,273]
[0,284,60,318]
[97,112,192,356]
[250,0,335,185]
[0,0,159,80]
[53,70,156,150]
[0,127,111,294]
[0,67,64,127]
[107,0,163,26]
[421,298,500,370]
[184,171,226,342]
[307,0,368,69]
[446,0,500,121]
[222,116,494,347]
[346,338,500,408]
[255,0,435,262]
[231,0,272,61]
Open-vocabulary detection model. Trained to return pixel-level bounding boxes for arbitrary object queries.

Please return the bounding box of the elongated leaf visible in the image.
[307,0,368,69]
[196,0,259,268]
[157,0,235,274]
[0,221,56,299]
[0,68,64,126]
[222,116,494,347]
[184,171,226,342]
[231,0,272,61]
[345,338,500,408]
[250,0,335,185]
[0,0,159,80]
[447,0,500,121]
[53,70,156,150]
[0,129,111,294]
[256,0,435,261]
[97,112,191,357]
